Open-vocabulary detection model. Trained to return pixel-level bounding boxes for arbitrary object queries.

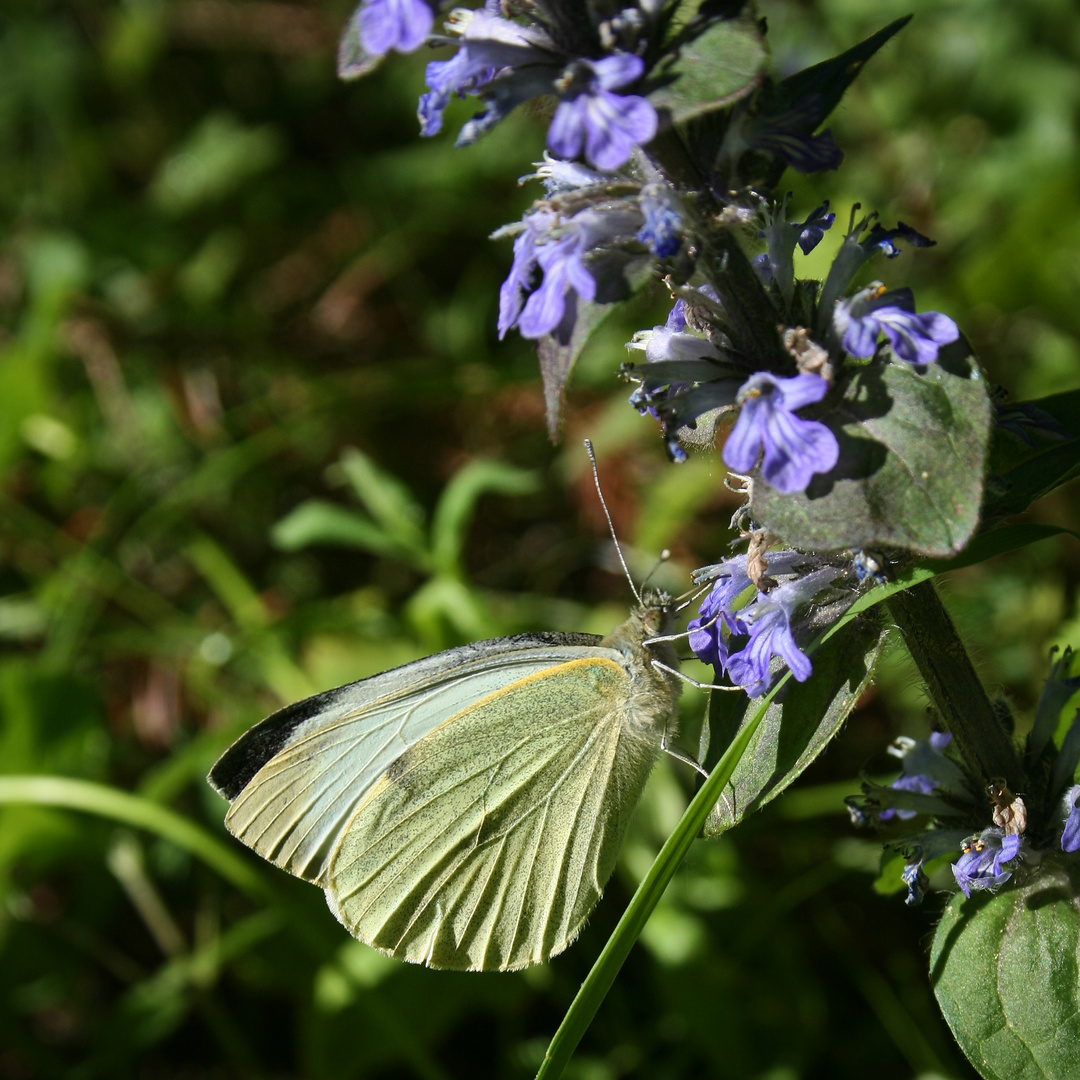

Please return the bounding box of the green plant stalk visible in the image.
[886,578,1021,788]
[535,668,786,1080]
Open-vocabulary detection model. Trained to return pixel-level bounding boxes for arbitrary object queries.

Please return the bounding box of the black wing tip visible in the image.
[207,687,344,801]
[206,631,607,800]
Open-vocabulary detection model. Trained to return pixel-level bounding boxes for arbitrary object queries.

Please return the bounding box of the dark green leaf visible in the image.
[983,389,1080,525]
[931,857,1080,1080]
[751,342,992,557]
[647,10,767,126]
[773,16,912,119]
[700,613,884,836]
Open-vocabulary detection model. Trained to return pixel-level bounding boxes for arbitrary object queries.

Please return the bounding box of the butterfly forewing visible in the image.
[325,657,660,971]
[210,635,603,882]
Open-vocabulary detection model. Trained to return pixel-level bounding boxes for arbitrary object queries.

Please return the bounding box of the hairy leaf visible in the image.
[647,9,767,126]
[931,858,1080,1080]
[700,612,884,836]
[751,342,992,557]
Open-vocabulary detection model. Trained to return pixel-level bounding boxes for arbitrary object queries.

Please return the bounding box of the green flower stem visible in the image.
[700,225,788,369]
[886,579,1021,788]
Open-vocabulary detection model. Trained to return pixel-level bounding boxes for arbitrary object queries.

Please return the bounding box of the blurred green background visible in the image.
[1,0,1078,1077]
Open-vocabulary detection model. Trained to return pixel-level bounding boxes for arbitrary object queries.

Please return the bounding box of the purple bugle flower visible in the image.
[547,55,657,172]
[722,371,839,493]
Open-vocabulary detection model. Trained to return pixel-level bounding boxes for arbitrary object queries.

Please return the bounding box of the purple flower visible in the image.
[863,221,934,258]
[816,212,936,338]
[357,0,435,56]
[836,285,959,365]
[722,372,839,493]
[794,202,835,255]
[497,206,641,339]
[901,853,928,906]
[951,828,1022,898]
[878,732,965,821]
[418,6,555,139]
[547,55,657,171]
[724,565,843,697]
[687,555,754,669]
[1061,785,1080,853]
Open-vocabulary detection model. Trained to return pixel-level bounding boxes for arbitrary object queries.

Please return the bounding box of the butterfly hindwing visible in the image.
[325,657,660,971]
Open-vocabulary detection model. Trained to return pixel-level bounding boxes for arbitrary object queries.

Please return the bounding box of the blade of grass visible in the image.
[0,775,271,903]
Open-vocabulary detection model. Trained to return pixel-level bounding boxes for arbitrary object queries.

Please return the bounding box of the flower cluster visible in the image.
[688,551,847,698]
[622,204,958,491]
[339,1,982,711]
[849,646,1080,906]
[348,0,663,172]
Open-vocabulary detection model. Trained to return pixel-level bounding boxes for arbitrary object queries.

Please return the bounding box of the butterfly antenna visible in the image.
[584,439,642,604]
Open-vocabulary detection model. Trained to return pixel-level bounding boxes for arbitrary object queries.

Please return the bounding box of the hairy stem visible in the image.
[887,579,1021,789]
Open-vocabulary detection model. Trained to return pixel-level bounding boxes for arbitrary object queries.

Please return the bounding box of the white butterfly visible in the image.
[208,594,681,971]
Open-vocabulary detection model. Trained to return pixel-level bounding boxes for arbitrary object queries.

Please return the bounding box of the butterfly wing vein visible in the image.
[325,657,659,970]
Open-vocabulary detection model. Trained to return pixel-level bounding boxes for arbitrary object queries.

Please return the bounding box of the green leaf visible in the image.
[983,389,1080,525]
[773,16,912,120]
[538,261,656,438]
[339,446,428,557]
[430,459,540,575]
[271,499,401,557]
[931,857,1080,1080]
[537,299,621,441]
[337,9,383,81]
[700,612,885,836]
[751,343,992,557]
[647,10,767,126]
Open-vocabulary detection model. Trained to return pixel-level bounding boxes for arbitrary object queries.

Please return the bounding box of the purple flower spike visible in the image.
[547,55,658,171]
[1061,785,1080,853]
[952,828,1022,898]
[837,285,959,365]
[722,372,839,493]
[358,0,434,56]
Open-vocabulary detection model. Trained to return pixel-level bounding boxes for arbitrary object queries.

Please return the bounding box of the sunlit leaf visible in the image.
[751,341,992,557]
[932,857,1080,1080]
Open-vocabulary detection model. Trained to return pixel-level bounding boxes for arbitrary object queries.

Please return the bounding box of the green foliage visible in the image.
[0,0,1076,1078]
[750,341,992,556]
[647,8,767,124]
